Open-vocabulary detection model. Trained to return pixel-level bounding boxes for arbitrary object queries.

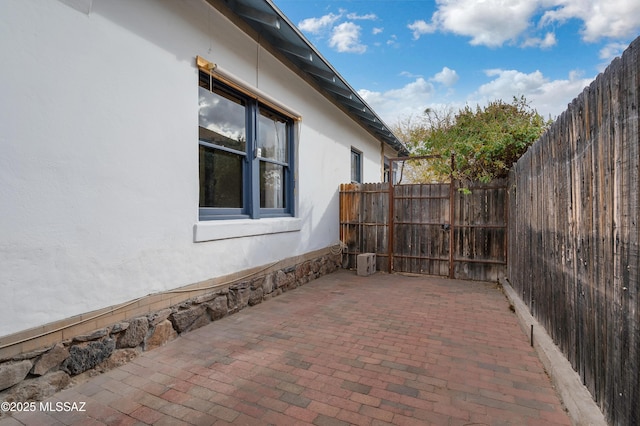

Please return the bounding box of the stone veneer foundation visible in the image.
[0,250,341,413]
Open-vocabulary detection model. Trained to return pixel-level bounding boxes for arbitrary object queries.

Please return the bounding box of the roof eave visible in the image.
[207,0,409,156]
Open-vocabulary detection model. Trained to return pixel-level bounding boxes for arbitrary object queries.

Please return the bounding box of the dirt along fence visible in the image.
[508,37,639,426]
[339,178,507,282]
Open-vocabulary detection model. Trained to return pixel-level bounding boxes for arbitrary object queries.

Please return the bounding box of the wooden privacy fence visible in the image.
[339,178,507,281]
[508,37,639,425]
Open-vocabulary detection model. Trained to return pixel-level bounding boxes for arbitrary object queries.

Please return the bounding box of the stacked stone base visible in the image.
[0,253,340,413]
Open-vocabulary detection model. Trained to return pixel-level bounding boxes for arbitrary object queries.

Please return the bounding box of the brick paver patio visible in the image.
[1,270,571,425]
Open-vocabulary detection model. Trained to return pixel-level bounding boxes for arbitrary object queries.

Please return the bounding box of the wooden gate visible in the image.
[339,179,508,281]
[392,183,451,277]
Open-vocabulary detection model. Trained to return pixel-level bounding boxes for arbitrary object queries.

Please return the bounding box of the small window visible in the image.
[383,157,390,183]
[351,148,362,183]
[198,71,294,220]
[383,156,399,184]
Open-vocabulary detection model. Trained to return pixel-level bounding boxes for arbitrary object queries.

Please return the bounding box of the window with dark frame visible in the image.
[198,71,294,220]
[351,148,362,183]
[383,157,390,183]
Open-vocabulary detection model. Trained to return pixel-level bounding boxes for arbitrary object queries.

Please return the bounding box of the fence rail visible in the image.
[508,36,639,426]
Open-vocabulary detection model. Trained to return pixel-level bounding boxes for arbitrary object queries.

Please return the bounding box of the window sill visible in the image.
[194,217,302,242]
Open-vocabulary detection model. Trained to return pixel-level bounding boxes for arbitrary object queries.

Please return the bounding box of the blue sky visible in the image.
[274,0,639,127]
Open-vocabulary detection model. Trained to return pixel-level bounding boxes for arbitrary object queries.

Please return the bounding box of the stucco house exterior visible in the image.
[0,0,406,392]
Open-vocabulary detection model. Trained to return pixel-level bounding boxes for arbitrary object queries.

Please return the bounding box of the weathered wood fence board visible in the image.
[508,36,639,426]
[339,183,390,272]
[339,179,507,281]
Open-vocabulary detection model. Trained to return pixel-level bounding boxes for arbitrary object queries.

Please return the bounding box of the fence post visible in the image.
[449,154,455,279]
[388,162,395,273]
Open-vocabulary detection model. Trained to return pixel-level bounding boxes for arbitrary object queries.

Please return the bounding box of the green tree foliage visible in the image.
[391,107,455,184]
[394,96,551,186]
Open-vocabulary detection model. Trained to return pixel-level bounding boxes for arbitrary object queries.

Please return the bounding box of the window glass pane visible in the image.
[198,86,246,152]
[257,108,287,163]
[260,161,285,208]
[383,157,390,183]
[351,150,361,183]
[199,145,243,208]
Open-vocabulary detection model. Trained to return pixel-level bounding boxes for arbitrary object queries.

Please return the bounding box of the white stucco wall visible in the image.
[0,0,395,337]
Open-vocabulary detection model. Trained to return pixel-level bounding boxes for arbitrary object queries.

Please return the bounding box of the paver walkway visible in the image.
[2,271,571,425]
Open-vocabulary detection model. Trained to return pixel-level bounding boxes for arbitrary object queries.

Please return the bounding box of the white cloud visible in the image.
[408,20,436,40]
[599,42,628,60]
[298,9,378,53]
[478,69,548,96]
[330,22,367,53]
[541,0,640,42]
[428,0,538,47]
[521,32,557,49]
[346,12,377,21]
[298,13,341,35]
[431,67,459,87]
[386,34,399,47]
[359,78,435,125]
[362,68,596,126]
[400,71,422,79]
[470,68,595,118]
[410,0,639,48]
